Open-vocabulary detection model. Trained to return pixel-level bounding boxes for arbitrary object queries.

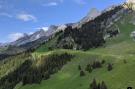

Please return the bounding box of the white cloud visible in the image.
[16,13,37,22]
[43,2,58,6]
[0,12,12,18]
[42,0,64,7]
[8,33,25,42]
[28,32,34,35]
[36,27,49,32]
[42,27,49,31]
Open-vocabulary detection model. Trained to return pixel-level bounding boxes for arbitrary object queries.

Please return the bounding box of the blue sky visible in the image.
[0,0,125,43]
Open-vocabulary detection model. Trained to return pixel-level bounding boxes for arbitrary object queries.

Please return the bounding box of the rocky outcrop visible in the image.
[10,25,58,46]
[54,5,124,50]
[72,8,101,29]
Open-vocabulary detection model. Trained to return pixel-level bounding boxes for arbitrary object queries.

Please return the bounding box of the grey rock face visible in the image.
[72,8,101,28]
[9,25,58,46]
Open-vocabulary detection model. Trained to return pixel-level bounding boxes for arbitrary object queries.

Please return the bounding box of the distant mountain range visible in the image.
[2,8,100,47]
[8,25,66,46]
[0,8,101,48]
[0,6,123,60]
[0,44,2,48]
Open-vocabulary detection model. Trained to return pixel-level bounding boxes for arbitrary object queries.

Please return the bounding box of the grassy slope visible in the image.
[17,13,135,89]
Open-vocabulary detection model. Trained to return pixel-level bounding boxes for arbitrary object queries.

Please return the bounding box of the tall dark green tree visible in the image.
[100,81,107,89]
[80,70,85,77]
[107,63,113,71]
[90,78,97,89]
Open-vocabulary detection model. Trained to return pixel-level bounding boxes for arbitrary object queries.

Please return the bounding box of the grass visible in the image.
[15,13,135,89]
[18,50,135,89]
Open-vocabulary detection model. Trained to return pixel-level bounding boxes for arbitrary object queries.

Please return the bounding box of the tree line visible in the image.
[0,53,74,89]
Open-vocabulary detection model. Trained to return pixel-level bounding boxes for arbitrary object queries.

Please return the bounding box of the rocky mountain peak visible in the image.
[127,0,135,3]
[72,8,101,28]
[126,0,135,9]
[80,8,101,23]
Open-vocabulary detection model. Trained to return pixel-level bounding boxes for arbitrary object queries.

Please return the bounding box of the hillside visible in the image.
[16,9,135,89]
[0,3,135,89]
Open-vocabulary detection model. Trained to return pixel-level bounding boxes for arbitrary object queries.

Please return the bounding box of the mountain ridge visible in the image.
[0,4,127,60]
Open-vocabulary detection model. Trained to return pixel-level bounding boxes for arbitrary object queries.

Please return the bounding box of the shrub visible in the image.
[80,70,85,77]
[92,61,102,69]
[78,65,81,70]
[107,63,113,71]
[123,59,127,64]
[101,60,105,64]
[85,64,92,73]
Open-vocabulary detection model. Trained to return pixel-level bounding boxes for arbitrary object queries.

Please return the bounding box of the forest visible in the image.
[0,52,73,89]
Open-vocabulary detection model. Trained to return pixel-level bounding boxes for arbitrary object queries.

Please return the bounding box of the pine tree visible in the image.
[100,81,107,89]
[80,70,85,77]
[85,64,92,73]
[97,83,101,89]
[123,59,127,64]
[78,65,81,70]
[107,63,113,71]
[90,78,97,89]
[101,60,105,64]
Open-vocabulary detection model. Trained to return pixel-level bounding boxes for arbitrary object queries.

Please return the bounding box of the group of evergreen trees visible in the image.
[90,79,107,89]
[79,60,114,77]
[79,60,104,77]
[0,53,73,89]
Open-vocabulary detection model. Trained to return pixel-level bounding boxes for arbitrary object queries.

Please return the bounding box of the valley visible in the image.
[0,2,135,89]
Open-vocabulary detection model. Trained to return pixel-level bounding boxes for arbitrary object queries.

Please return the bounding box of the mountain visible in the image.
[18,5,135,89]
[79,8,101,24]
[0,4,126,60]
[0,43,2,47]
[10,25,58,46]
[0,25,61,60]
[72,8,101,28]
[10,33,30,46]
[50,5,125,50]
[0,5,125,60]
[0,43,7,47]
[5,8,101,48]
[8,8,100,47]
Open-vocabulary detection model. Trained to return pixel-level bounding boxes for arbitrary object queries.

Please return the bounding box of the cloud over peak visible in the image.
[36,26,49,32]
[16,13,37,22]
